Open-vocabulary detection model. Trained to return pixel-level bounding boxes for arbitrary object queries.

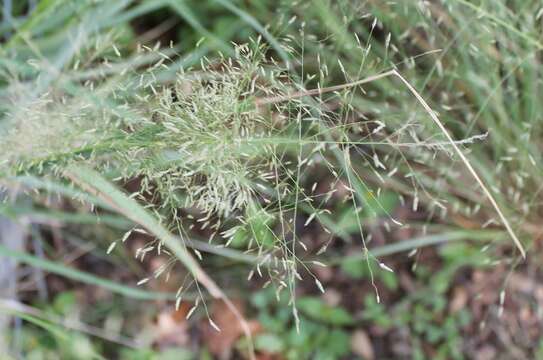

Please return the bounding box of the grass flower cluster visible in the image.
[1,30,514,311]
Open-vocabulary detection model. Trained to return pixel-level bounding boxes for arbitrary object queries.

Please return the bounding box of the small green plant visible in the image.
[346,241,495,359]
[249,288,352,360]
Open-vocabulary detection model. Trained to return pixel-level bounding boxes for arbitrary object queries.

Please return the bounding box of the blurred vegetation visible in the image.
[1,0,542,359]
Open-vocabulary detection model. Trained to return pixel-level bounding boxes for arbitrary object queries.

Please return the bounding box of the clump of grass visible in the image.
[2,43,281,216]
[2,1,541,358]
[122,54,274,218]
[1,33,516,343]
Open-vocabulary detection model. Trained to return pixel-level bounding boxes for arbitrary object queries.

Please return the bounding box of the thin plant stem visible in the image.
[257,69,526,259]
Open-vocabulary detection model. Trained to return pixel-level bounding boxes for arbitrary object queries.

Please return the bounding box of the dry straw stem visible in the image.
[257,69,526,259]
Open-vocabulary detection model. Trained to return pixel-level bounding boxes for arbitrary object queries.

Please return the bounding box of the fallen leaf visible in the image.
[153,304,191,348]
[201,299,261,359]
[449,287,468,313]
[351,329,374,360]
[475,345,496,360]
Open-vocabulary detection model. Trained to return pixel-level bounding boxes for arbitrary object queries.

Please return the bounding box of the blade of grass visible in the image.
[0,242,175,300]
[0,298,140,348]
[0,304,68,340]
[1,175,114,211]
[452,0,543,50]
[0,203,258,264]
[328,230,505,265]
[213,0,290,66]
[168,0,233,55]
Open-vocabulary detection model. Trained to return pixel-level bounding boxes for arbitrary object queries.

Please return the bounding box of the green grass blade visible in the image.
[0,242,175,300]
[330,230,505,265]
[213,0,290,66]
